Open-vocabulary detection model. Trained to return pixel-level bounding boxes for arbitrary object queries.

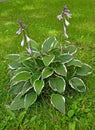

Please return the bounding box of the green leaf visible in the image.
[65,45,77,55]
[6,54,20,61]
[11,71,31,84]
[54,63,67,76]
[42,124,47,130]
[69,77,86,92]
[8,61,22,70]
[42,55,55,66]
[30,116,37,123]
[21,81,33,95]
[35,58,45,68]
[51,94,65,113]
[76,63,92,76]
[57,54,73,64]
[6,105,16,119]
[24,92,37,110]
[68,110,75,118]
[33,79,44,95]
[19,52,31,62]
[69,121,76,130]
[42,67,53,79]
[14,67,31,75]
[9,82,25,94]
[42,37,57,53]
[9,93,24,110]
[30,39,38,50]
[67,59,82,67]
[49,76,66,93]
[49,48,60,56]
[23,59,36,71]
[30,71,41,84]
[18,111,26,124]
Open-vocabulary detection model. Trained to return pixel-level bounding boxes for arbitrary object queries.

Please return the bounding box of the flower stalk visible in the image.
[16,20,32,54]
[57,6,72,40]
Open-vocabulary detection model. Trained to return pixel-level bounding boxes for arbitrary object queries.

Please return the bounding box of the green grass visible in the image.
[0,0,95,129]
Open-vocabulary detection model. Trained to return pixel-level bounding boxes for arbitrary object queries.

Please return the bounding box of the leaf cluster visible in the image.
[7,37,92,113]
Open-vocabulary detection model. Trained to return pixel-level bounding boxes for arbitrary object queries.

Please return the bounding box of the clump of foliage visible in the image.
[6,6,92,113]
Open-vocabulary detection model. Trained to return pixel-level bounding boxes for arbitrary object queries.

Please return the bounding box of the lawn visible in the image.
[0,0,95,129]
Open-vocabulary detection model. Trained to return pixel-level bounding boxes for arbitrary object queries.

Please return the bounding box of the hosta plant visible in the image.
[6,7,92,114]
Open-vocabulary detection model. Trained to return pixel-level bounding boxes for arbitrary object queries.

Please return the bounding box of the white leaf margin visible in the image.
[65,45,77,55]
[69,77,86,92]
[51,94,65,113]
[42,37,57,52]
[49,76,66,92]
[76,63,92,76]
[54,64,67,76]
[42,67,53,79]
[33,79,44,95]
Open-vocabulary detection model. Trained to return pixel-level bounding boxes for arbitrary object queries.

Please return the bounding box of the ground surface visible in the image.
[0,0,95,129]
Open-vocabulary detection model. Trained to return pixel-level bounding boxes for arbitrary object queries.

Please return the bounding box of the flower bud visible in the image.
[25,35,31,43]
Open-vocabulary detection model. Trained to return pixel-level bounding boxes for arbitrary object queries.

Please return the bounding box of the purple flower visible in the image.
[64,12,72,18]
[17,20,23,27]
[26,45,32,54]
[57,14,63,20]
[57,6,72,39]
[18,20,28,29]
[62,6,72,18]
[16,20,28,35]
[57,6,72,20]
[16,28,24,35]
